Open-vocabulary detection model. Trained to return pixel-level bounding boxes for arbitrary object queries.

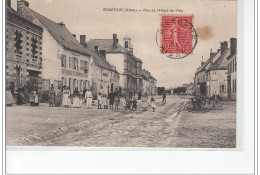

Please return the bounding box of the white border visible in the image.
[2,0,256,174]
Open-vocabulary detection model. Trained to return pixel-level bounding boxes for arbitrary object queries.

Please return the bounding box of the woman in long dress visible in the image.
[55,87,62,107]
[73,87,80,108]
[62,86,70,108]
[6,83,15,105]
[49,86,55,107]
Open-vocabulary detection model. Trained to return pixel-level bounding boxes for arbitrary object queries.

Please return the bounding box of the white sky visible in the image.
[11,0,237,88]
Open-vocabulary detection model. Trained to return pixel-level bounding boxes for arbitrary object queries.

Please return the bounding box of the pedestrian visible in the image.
[102,94,108,109]
[73,87,80,108]
[23,83,29,103]
[162,91,167,103]
[16,85,24,105]
[141,95,148,111]
[29,91,39,106]
[114,95,120,109]
[6,83,15,106]
[49,85,55,107]
[131,96,137,111]
[151,96,157,112]
[62,86,70,108]
[108,91,115,109]
[55,86,62,107]
[85,89,93,109]
[82,87,87,104]
[97,93,102,109]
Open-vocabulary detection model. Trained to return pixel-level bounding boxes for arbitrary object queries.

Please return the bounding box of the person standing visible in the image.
[62,86,70,108]
[151,96,157,112]
[108,91,115,109]
[6,83,15,105]
[82,87,87,104]
[55,87,62,107]
[114,95,120,109]
[85,89,93,109]
[16,85,24,105]
[97,93,102,109]
[73,87,80,108]
[49,85,55,107]
[162,91,167,103]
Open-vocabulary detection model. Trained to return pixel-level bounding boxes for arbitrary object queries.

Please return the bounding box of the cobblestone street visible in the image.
[6,95,236,147]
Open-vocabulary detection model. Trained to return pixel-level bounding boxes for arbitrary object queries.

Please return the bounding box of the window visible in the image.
[73,57,78,70]
[233,59,235,73]
[125,41,128,48]
[14,30,23,54]
[220,85,224,93]
[69,57,72,69]
[61,54,66,68]
[31,37,38,58]
[235,57,237,71]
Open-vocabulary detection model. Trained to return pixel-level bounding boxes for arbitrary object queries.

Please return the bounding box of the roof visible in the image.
[87,39,126,53]
[195,51,219,75]
[7,6,42,31]
[29,9,89,56]
[87,39,143,63]
[206,49,230,72]
[142,70,157,81]
[84,49,119,74]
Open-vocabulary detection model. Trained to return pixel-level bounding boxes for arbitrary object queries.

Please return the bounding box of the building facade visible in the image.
[16,0,91,94]
[227,38,237,100]
[6,1,43,87]
[194,39,237,99]
[142,69,157,95]
[87,34,143,95]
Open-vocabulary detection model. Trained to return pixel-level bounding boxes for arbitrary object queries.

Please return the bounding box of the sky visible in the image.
[11,0,237,88]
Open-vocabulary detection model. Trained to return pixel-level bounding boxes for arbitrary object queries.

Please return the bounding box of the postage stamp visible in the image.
[156,15,197,59]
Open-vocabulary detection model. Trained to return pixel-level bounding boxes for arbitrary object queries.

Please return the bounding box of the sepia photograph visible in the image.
[5,0,237,148]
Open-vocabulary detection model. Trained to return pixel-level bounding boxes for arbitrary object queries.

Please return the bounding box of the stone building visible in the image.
[16,0,91,93]
[142,69,157,95]
[87,34,143,95]
[227,38,237,100]
[6,0,43,87]
[194,39,236,99]
[205,42,229,98]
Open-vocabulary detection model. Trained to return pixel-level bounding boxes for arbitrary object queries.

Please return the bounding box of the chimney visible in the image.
[230,38,237,55]
[7,0,11,8]
[17,0,29,14]
[80,35,86,47]
[72,34,76,38]
[57,22,65,27]
[220,41,228,54]
[94,46,99,53]
[209,49,214,66]
[113,34,119,50]
[100,50,106,59]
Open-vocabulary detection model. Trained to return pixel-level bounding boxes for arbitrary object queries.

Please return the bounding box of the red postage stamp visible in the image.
[160,15,193,55]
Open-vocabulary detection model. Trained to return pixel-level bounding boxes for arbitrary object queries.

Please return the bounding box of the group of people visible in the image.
[6,82,39,106]
[96,91,120,109]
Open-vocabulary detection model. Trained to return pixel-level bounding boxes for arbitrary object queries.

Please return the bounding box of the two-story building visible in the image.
[205,42,229,98]
[142,69,157,95]
[6,0,43,88]
[16,0,91,94]
[87,34,143,95]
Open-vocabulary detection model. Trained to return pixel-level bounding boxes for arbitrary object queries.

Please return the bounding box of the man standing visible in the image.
[85,89,93,109]
[82,87,87,104]
[162,91,167,103]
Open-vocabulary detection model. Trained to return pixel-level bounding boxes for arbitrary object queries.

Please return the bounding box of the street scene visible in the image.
[5,0,237,148]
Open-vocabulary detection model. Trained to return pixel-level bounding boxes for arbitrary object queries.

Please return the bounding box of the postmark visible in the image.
[156,15,198,59]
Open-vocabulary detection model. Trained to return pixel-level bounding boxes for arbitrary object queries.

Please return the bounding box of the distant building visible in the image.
[87,34,143,95]
[6,0,43,87]
[142,70,157,95]
[194,59,210,96]
[183,82,194,95]
[227,38,237,100]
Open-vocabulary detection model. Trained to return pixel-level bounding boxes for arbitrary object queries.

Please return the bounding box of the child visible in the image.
[102,95,108,109]
[151,96,157,112]
[141,96,148,111]
[114,96,120,109]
